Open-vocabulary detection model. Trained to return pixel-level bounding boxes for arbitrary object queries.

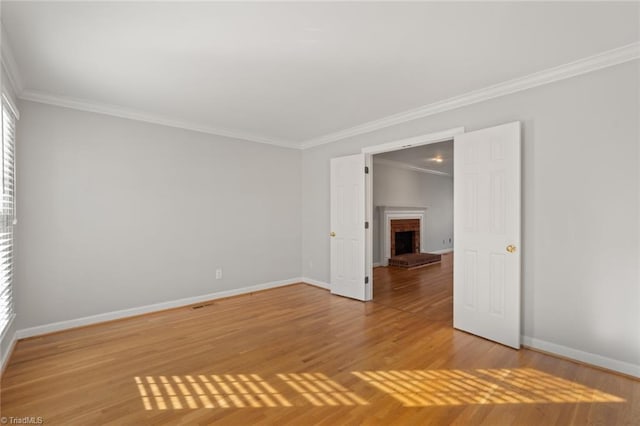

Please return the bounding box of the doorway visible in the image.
[331,122,522,348]
[369,139,455,319]
[361,127,464,301]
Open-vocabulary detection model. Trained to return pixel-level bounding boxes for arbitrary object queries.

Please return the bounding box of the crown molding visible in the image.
[373,157,451,177]
[301,42,640,149]
[1,25,24,95]
[18,89,300,149]
[12,41,639,150]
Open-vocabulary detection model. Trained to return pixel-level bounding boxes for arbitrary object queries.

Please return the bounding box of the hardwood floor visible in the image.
[1,264,638,425]
[372,261,453,324]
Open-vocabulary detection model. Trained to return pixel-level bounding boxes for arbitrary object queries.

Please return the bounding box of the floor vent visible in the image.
[191,303,213,310]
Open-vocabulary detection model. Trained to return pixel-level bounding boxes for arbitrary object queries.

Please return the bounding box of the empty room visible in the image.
[0,2,639,425]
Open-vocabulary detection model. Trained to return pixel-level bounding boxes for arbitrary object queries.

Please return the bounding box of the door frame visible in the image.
[361,127,465,300]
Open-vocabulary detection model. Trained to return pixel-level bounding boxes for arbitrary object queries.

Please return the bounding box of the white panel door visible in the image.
[454,122,521,348]
[330,154,366,301]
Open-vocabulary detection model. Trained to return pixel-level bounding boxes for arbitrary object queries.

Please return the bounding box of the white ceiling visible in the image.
[375,140,454,176]
[2,2,639,148]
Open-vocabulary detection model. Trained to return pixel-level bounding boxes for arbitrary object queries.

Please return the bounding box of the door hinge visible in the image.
[365,276,369,284]
[364,166,369,174]
[365,221,369,229]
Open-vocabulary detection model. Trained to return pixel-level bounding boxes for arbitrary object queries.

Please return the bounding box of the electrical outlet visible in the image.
[215,268,223,280]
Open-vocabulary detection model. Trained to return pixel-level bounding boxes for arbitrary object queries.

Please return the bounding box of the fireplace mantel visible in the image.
[377,206,428,266]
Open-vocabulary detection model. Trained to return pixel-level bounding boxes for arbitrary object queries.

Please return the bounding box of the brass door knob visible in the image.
[506,245,516,253]
[330,232,336,237]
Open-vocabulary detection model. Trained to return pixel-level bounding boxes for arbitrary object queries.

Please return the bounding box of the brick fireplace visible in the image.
[390,219,420,256]
[379,206,426,266]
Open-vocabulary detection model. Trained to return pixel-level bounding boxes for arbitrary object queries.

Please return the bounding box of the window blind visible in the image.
[0,96,16,337]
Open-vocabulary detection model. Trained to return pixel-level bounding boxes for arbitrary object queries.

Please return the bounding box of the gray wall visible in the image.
[302,61,640,369]
[15,101,302,329]
[372,162,453,263]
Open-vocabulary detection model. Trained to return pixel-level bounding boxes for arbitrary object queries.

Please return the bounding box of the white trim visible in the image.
[522,335,640,378]
[8,42,638,150]
[1,26,24,95]
[302,42,640,148]
[302,277,330,290]
[15,277,302,339]
[0,314,15,343]
[19,89,299,149]
[362,127,464,155]
[372,262,381,268]
[373,157,451,177]
[365,156,375,300]
[0,315,17,373]
[381,209,427,266]
[0,331,17,375]
[364,154,373,301]
[2,93,20,121]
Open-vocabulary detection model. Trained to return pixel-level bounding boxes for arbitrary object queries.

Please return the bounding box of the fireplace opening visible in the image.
[395,231,415,255]
[389,218,420,258]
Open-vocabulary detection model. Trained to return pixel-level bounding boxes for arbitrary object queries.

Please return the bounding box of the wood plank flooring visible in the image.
[1,263,638,425]
[372,261,453,323]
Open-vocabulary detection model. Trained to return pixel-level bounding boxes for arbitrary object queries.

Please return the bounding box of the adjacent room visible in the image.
[371,141,455,321]
[0,2,638,424]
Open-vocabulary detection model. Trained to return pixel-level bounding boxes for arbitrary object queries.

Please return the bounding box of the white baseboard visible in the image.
[427,248,454,254]
[522,335,640,378]
[301,277,330,290]
[16,277,303,340]
[1,331,17,375]
[373,262,381,268]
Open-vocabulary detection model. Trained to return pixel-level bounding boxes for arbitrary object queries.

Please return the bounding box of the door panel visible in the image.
[454,122,521,348]
[330,154,366,301]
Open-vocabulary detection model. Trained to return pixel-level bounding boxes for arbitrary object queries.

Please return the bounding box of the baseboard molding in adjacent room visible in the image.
[372,262,381,268]
[302,277,330,290]
[426,248,454,254]
[16,277,304,340]
[522,335,640,378]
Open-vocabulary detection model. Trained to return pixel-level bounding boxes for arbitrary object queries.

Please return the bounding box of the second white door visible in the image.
[453,122,522,349]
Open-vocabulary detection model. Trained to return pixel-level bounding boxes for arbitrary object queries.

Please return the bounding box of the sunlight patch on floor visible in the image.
[134,374,292,410]
[351,368,625,407]
[277,373,369,407]
[135,368,624,410]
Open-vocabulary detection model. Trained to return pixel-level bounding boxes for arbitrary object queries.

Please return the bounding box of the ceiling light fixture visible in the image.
[431,157,443,163]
